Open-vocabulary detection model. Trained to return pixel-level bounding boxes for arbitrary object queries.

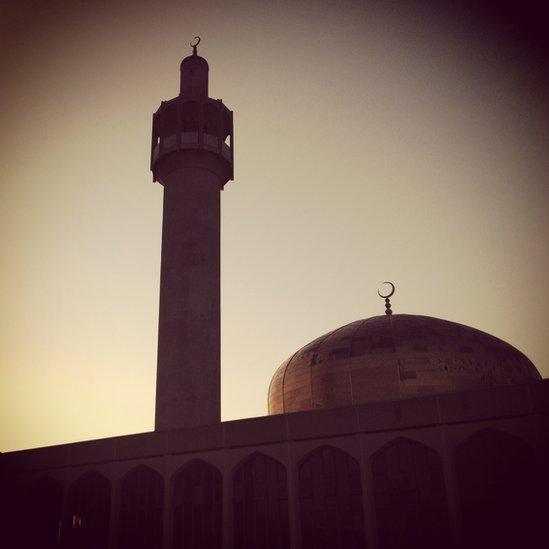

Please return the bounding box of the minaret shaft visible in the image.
[155,167,220,430]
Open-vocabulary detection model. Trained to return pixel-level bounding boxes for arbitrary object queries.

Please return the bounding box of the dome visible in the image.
[268,314,540,415]
[180,53,209,71]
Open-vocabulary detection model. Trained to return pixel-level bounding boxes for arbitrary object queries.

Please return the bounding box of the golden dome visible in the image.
[268,314,540,414]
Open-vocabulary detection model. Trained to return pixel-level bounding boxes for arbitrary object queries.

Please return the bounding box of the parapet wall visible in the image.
[3,380,548,473]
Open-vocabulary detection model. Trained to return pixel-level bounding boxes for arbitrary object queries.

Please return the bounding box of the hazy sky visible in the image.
[1,1,548,452]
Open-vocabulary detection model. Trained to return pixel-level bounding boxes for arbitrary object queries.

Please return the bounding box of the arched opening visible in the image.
[23,476,63,548]
[233,452,290,549]
[203,103,220,137]
[298,445,366,549]
[67,471,111,549]
[181,102,199,133]
[455,429,541,549]
[118,465,163,549]
[172,460,222,549]
[372,438,451,549]
[221,112,232,161]
[221,112,232,141]
[160,103,178,136]
[0,480,22,547]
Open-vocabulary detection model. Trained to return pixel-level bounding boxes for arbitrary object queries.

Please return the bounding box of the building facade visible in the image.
[2,382,548,548]
[1,45,547,549]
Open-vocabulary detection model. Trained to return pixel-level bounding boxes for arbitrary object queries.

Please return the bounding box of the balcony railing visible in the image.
[152,132,232,165]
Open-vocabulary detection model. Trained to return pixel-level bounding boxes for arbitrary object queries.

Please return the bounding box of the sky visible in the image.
[1,0,548,452]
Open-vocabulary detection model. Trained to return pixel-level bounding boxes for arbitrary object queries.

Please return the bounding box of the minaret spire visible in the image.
[179,37,209,98]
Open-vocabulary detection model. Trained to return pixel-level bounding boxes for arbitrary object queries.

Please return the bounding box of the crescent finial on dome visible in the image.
[377,281,395,315]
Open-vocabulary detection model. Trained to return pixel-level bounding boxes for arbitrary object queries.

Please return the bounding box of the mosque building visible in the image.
[1,42,547,549]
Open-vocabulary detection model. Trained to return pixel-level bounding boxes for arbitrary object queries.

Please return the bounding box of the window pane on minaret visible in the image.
[233,453,290,549]
[67,471,111,549]
[372,438,451,549]
[172,460,222,549]
[118,466,163,549]
[298,446,366,549]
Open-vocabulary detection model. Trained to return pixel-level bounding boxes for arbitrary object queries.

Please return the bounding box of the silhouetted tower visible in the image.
[151,39,233,430]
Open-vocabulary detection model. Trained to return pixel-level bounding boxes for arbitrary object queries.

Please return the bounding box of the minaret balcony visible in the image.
[152,132,232,164]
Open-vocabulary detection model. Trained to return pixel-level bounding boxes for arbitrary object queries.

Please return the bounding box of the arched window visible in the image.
[172,460,222,549]
[233,453,290,549]
[455,429,541,549]
[372,438,451,549]
[298,445,366,549]
[222,112,232,141]
[161,103,178,135]
[67,471,111,549]
[181,102,199,133]
[203,103,220,137]
[118,465,163,549]
[1,480,22,547]
[24,476,63,548]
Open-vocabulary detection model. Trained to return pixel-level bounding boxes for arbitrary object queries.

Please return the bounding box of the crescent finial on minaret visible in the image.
[377,281,395,315]
[190,36,201,55]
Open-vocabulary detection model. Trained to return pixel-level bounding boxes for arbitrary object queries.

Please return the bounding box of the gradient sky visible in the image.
[1,0,548,452]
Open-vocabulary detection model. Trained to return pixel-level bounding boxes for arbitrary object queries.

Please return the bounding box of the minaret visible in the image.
[151,38,233,431]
